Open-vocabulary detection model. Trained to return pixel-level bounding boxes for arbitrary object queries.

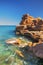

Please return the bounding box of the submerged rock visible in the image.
[16,50,24,58]
[5,38,29,47]
[5,38,20,45]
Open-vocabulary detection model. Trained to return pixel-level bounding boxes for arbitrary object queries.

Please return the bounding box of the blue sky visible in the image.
[0,0,43,25]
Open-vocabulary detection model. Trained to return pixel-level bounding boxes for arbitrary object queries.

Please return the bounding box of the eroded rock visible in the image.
[16,14,43,43]
[20,14,43,31]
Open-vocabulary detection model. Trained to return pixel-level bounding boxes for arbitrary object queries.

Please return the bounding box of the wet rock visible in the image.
[5,38,21,45]
[16,50,24,58]
[33,43,43,58]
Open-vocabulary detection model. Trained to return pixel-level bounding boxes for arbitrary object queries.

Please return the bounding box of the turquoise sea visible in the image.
[0,26,42,65]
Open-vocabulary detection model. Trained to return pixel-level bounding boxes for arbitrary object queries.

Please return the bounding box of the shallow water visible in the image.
[0,25,40,65]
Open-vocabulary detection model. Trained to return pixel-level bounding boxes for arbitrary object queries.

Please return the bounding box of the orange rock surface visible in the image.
[20,14,43,31]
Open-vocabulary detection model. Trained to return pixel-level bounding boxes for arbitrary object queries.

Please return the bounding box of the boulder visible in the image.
[33,43,43,58]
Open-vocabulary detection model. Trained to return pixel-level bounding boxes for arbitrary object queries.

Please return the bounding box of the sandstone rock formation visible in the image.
[20,14,43,31]
[16,14,43,43]
[15,14,43,58]
[20,14,34,26]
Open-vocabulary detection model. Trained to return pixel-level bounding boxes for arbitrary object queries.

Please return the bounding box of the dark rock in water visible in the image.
[32,44,43,58]
[37,58,43,65]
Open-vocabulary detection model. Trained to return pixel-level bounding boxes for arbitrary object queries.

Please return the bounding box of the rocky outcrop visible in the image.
[16,14,43,31]
[16,14,43,43]
[20,14,34,26]
[15,14,43,58]
[16,30,43,43]
[20,14,43,31]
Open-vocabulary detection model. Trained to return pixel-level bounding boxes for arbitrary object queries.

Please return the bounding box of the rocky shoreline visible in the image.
[16,14,43,58]
[6,14,43,59]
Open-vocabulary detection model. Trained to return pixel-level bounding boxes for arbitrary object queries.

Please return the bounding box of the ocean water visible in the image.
[0,26,39,65]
